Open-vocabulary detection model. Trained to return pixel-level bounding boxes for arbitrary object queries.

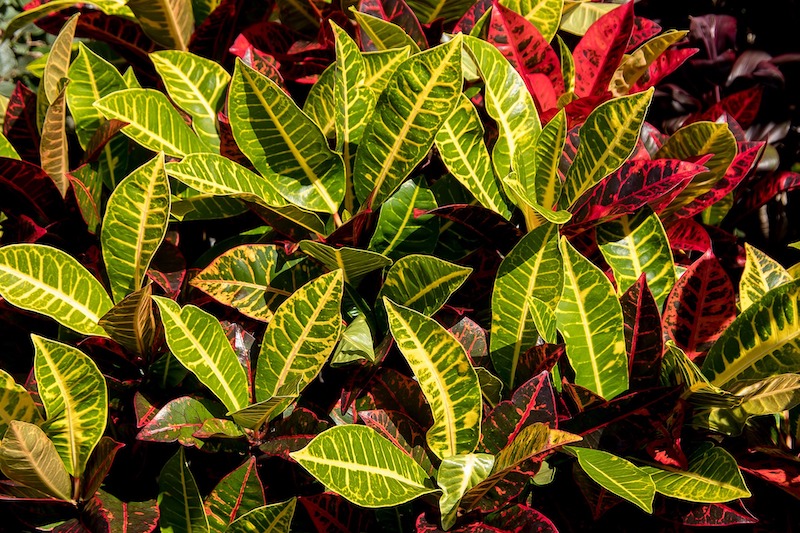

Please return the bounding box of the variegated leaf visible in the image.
[299,240,391,284]
[40,84,69,197]
[0,421,72,501]
[379,254,472,317]
[0,369,42,438]
[739,243,793,311]
[127,0,194,51]
[158,447,209,533]
[227,499,296,533]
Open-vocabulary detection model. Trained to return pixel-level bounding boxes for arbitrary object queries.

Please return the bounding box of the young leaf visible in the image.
[384,298,482,459]
[33,335,108,477]
[227,499,296,533]
[0,244,113,337]
[152,297,249,413]
[379,255,472,316]
[0,421,72,501]
[205,458,265,532]
[127,0,194,50]
[99,284,157,358]
[0,369,42,437]
[298,241,391,284]
[567,446,655,513]
[739,243,793,312]
[40,85,69,197]
[572,1,633,97]
[437,454,495,530]
[158,448,209,533]
[290,425,437,507]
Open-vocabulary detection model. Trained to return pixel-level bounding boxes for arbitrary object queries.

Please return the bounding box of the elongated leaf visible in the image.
[151,50,230,150]
[515,109,567,216]
[152,297,249,413]
[102,154,170,303]
[572,1,633,97]
[299,241,391,284]
[205,458,265,532]
[354,36,462,207]
[33,335,107,477]
[353,10,421,53]
[641,443,750,503]
[38,13,78,125]
[255,271,343,401]
[0,421,72,501]
[99,284,157,357]
[359,0,428,50]
[437,454,495,530]
[127,0,194,50]
[291,425,436,507]
[0,369,42,437]
[734,373,800,415]
[560,89,653,209]
[661,341,734,406]
[40,85,69,197]
[230,396,295,430]
[500,0,563,43]
[556,237,628,399]
[379,255,472,316]
[567,446,655,513]
[385,298,482,459]
[609,30,687,97]
[0,132,19,159]
[0,244,113,337]
[405,0,473,23]
[158,448,209,533]
[227,499,296,533]
[620,277,663,389]
[229,60,344,213]
[491,224,562,388]
[435,94,512,219]
[739,243,793,311]
[95,89,209,157]
[368,177,439,259]
[137,396,222,448]
[4,0,127,36]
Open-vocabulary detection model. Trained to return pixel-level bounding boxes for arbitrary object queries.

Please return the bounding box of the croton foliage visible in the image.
[0,0,798,531]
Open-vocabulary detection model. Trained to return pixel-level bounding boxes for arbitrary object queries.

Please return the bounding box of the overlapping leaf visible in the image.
[205,458,265,532]
[379,254,472,316]
[299,241,391,284]
[405,0,473,23]
[739,244,793,311]
[354,10,421,53]
[567,446,655,513]
[572,1,633,97]
[437,454,495,530]
[500,0,564,43]
[158,447,209,533]
[0,421,72,501]
[227,499,296,533]
[127,0,194,50]
[620,277,663,389]
[0,370,42,437]
[368,177,439,259]
[39,85,69,197]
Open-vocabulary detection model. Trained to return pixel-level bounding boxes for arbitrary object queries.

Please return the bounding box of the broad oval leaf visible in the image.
[299,240,391,284]
[0,369,42,437]
[368,177,439,260]
[379,254,472,316]
[158,447,209,533]
[136,396,223,449]
[152,296,249,413]
[739,243,793,312]
[437,454,495,530]
[290,425,437,507]
[567,446,655,513]
[0,244,113,337]
[127,0,194,50]
[205,458,265,532]
[0,420,72,501]
[384,298,482,459]
[226,499,296,533]
[33,335,108,477]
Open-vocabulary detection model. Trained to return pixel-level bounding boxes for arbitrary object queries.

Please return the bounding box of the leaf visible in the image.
[491,224,562,389]
[661,341,734,406]
[32,335,108,477]
[437,454,495,530]
[560,89,653,209]
[96,490,160,533]
[151,50,230,150]
[0,244,113,337]
[379,255,472,317]
[500,0,564,43]
[0,132,20,159]
[597,206,676,308]
[641,443,750,503]
[384,298,482,459]
[127,0,194,50]
[0,421,72,501]
[80,437,124,500]
[353,10,421,53]
[94,89,209,157]
[158,448,209,533]
[303,65,337,138]
[609,30,688,97]
[229,60,344,214]
[229,397,295,430]
[226,499,296,533]
[102,154,171,304]
[556,237,628,399]
[559,1,618,36]
[359,0,428,50]
[476,368,504,407]
[567,446,655,513]
[435,94,513,219]
[99,284,157,358]
[290,425,437,507]
[405,0,473,23]
[136,396,222,448]
[299,241,391,284]
[620,277,663,389]
[38,13,79,125]
[205,458,265,532]
[0,369,42,437]
[299,493,374,533]
[332,315,374,366]
[40,85,70,198]
[514,109,567,217]
[739,243,793,312]
[701,279,800,388]
[254,270,343,401]
[152,297,249,413]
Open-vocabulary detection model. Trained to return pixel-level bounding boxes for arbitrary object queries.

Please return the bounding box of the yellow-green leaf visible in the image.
[0,421,72,501]
[353,10,421,53]
[567,446,655,513]
[379,254,472,317]
[159,447,209,533]
[0,132,19,159]
[514,109,567,216]
[127,0,194,51]
[560,1,617,35]
[609,30,687,96]
[500,0,564,42]
[0,370,42,438]
[227,499,296,533]
[739,243,793,311]
[437,454,494,530]
[299,240,391,284]
[37,13,78,126]
[405,0,473,23]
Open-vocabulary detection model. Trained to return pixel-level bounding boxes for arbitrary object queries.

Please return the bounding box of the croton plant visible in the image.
[0,0,799,531]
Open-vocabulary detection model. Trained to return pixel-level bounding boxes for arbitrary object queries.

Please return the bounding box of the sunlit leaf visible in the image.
[437,454,494,530]
[567,446,654,513]
[739,243,793,312]
[227,499,296,533]
[158,447,209,533]
[379,254,472,317]
[127,0,194,50]
[0,421,72,501]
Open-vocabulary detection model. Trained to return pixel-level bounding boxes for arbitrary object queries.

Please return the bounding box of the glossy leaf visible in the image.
[136,396,222,448]
[158,448,209,533]
[299,241,391,284]
[40,86,69,198]
[500,0,564,43]
[230,397,295,431]
[353,11,421,53]
[291,425,437,507]
[437,454,495,530]
[572,1,633,97]
[33,335,107,477]
[0,369,42,437]
[609,30,687,96]
[152,296,249,413]
[205,458,265,532]
[80,437,124,500]
[127,0,194,50]
[559,1,618,36]
[379,254,472,316]
[0,421,72,501]
[227,499,296,533]
[359,0,428,51]
[99,284,157,357]
[405,0,473,23]
[620,277,663,389]
[567,446,655,513]
[96,490,160,533]
[739,243,793,311]
[514,109,567,217]
[368,177,439,259]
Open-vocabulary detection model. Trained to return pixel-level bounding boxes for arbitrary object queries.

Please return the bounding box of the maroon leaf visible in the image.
[416,513,504,532]
[731,170,800,220]
[241,48,286,90]
[562,92,612,127]
[659,500,758,527]
[359,0,427,50]
[739,453,800,499]
[573,465,622,519]
[620,276,663,389]
[147,240,187,296]
[357,368,434,429]
[627,16,662,52]
[516,344,565,386]
[218,113,252,168]
[81,437,124,501]
[666,218,712,255]
[3,82,40,163]
[323,209,378,248]
[190,0,275,66]
[631,48,698,92]
[81,119,127,165]
[662,252,736,359]
[573,1,634,98]
[259,435,316,460]
[136,396,225,448]
[482,371,557,454]
[299,493,375,533]
[4,214,48,243]
[487,2,564,112]
[452,0,491,34]
[91,490,159,533]
[688,87,763,128]
[0,157,66,224]
[447,316,489,368]
[485,504,558,532]
[272,407,331,436]
[426,204,523,255]
[359,409,426,453]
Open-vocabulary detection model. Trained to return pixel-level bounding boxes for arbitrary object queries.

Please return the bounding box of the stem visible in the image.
[332,212,343,228]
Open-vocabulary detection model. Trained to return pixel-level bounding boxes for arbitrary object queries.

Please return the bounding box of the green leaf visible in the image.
[226,499,296,533]
[567,446,655,513]
[0,370,42,437]
[4,0,127,36]
[701,279,800,388]
[435,94,513,219]
[37,13,78,126]
[379,254,472,317]
[363,48,413,95]
[661,341,735,406]
[556,35,575,94]
[405,0,473,23]
[254,270,344,401]
[734,373,800,416]
[158,448,209,533]
[32,335,107,477]
[739,243,793,311]
[127,0,194,50]
[475,367,504,407]
[0,244,113,337]
[609,30,688,96]
[102,154,171,303]
[205,458,265,532]
[560,89,653,209]
[640,443,750,503]
[151,50,230,150]
[152,296,250,413]
[437,454,495,530]
[368,177,439,260]
[597,207,676,309]
[0,421,72,501]
[95,89,210,157]
[491,224,562,389]
[500,0,564,42]
[40,83,70,197]
[560,1,617,35]
[384,298,482,459]
[0,132,20,159]
[229,396,295,430]
[303,65,336,139]
[354,36,463,207]
[137,396,222,448]
[290,425,437,507]
[331,315,374,366]
[556,237,628,399]
[513,109,567,216]
[299,240,391,284]
[229,60,344,214]
[352,11,421,53]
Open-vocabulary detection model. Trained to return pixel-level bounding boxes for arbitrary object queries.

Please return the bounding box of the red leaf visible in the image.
[190,0,275,66]
[81,437,124,501]
[359,409,426,455]
[573,1,634,98]
[299,493,375,533]
[241,48,286,90]
[485,504,558,532]
[81,119,127,165]
[627,16,662,52]
[323,209,378,248]
[487,2,564,112]
[3,82,40,164]
[662,252,736,359]
[740,453,800,499]
[562,92,612,127]
[447,316,489,367]
[134,392,158,428]
[666,218,712,255]
[452,0,491,34]
[426,204,523,255]
[658,500,758,527]
[516,343,565,384]
[0,157,66,224]
[359,368,434,429]
[620,276,663,389]
[631,48,698,92]
[688,87,763,128]
[731,170,800,219]
[147,240,186,296]
[90,491,160,533]
[359,0,427,50]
